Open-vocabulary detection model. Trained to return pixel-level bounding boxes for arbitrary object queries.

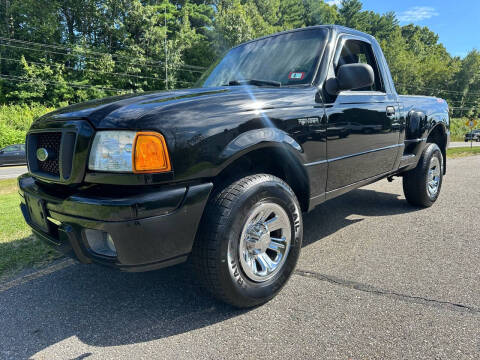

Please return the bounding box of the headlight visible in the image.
[88,131,171,173]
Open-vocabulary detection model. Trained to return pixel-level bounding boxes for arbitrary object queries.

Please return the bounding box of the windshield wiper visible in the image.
[225,79,282,87]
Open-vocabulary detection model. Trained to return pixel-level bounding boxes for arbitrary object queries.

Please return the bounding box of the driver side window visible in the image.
[336,39,384,92]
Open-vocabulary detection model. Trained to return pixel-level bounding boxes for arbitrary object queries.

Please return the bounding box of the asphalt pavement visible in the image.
[0,165,27,180]
[1,156,479,359]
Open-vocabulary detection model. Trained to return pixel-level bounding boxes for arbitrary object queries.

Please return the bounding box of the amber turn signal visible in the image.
[133,131,171,173]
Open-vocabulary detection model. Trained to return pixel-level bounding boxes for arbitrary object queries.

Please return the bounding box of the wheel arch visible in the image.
[213,130,310,212]
[426,123,448,174]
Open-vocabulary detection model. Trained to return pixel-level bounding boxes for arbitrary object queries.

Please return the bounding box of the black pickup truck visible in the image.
[19,25,449,308]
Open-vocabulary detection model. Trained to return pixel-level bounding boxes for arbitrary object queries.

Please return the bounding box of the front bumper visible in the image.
[18,174,212,272]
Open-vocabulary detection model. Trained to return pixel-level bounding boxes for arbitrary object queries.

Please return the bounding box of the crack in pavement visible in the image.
[0,259,76,293]
[1,260,478,316]
[294,269,480,315]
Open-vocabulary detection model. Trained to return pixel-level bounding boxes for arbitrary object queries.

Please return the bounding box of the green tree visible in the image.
[0,0,478,116]
[337,0,364,29]
[277,0,305,29]
[303,0,338,26]
[250,0,280,27]
[214,0,255,50]
[451,50,480,116]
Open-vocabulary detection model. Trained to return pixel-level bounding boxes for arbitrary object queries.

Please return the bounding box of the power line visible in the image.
[0,56,166,83]
[0,41,156,73]
[0,74,197,93]
[447,99,479,105]
[0,36,207,69]
[0,37,207,72]
[397,83,480,96]
[0,74,126,93]
[441,98,479,105]
[440,97,478,103]
[396,90,479,105]
[1,56,199,87]
[0,41,205,75]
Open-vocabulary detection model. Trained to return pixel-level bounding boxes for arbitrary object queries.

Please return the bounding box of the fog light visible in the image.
[84,229,117,257]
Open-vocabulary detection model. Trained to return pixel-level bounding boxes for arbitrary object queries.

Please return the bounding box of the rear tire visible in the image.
[192,174,303,308]
[403,143,443,208]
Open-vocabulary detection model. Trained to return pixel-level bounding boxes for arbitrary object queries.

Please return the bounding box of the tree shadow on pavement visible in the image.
[0,188,419,358]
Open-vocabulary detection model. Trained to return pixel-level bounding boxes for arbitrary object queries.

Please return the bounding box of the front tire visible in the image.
[192,174,303,308]
[403,143,443,207]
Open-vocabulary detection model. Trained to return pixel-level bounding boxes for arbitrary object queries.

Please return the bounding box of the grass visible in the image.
[447,146,480,159]
[0,179,61,281]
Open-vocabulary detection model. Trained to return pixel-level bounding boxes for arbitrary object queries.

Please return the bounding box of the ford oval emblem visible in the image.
[36,148,49,162]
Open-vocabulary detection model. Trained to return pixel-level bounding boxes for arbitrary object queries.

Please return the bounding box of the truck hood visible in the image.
[35,86,316,131]
[42,88,231,127]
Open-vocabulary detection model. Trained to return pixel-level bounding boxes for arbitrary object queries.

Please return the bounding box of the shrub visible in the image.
[0,104,54,148]
[450,118,477,142]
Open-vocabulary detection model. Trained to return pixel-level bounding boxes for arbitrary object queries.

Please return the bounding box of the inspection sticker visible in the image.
[288,72,306,80]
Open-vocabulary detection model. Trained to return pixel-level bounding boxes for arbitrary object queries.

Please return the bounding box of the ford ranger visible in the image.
[18,25,449,308]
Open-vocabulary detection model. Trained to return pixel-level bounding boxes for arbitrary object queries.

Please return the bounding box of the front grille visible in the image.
[36,132,62,176]
[27,130,78,182]
[26,120,93,185]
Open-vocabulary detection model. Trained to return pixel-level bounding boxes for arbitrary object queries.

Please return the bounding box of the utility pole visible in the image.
[164,3,168,90]
[4,0,9,32]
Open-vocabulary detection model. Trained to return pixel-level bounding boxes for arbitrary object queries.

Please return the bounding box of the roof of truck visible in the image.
[233,25,375,49]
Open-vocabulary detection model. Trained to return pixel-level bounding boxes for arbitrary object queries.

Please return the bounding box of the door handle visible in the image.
[386,106,396,119]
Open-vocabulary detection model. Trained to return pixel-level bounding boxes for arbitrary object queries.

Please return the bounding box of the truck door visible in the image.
[325,36,400,192]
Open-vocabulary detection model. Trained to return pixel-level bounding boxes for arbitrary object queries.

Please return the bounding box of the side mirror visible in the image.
[0,150,3,155]
[325,63,375,96]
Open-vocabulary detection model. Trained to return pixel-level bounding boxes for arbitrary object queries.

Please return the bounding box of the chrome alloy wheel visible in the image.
[427,156,441,197]
[238,202,292,283]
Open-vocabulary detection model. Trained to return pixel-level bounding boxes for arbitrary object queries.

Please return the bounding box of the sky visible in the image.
[328,0,480,58]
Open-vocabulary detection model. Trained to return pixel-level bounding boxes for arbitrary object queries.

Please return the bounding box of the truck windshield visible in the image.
[199,28,328,88]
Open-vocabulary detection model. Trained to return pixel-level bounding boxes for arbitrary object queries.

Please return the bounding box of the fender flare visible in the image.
[215,128,310,209]
[218,128,304,170]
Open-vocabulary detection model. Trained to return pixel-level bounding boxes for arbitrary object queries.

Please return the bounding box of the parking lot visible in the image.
[1,156,479,359]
